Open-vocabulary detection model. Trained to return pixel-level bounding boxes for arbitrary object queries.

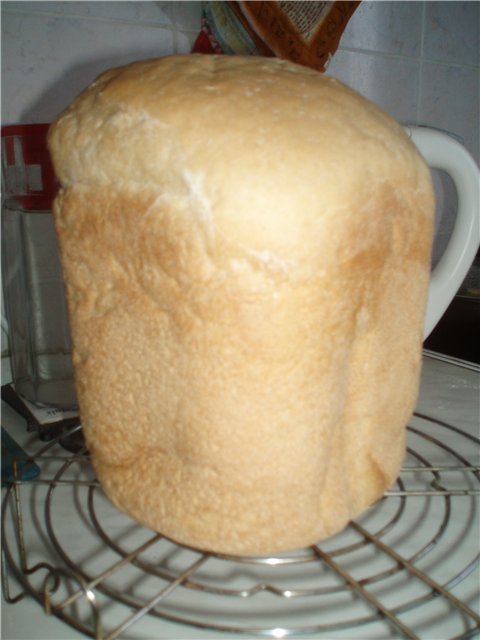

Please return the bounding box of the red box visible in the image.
[2,123,58,210]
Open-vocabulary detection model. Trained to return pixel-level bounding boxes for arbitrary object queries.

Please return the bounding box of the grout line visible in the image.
[1,6,178,31]
[416,0,427,124]
[336,45,480,72]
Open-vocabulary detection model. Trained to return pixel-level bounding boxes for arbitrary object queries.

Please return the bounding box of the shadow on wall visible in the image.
[20,52,159,124]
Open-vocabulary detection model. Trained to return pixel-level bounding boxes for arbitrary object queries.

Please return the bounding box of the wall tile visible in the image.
[423,1,480,67]
[327,49,419,124]
[169,1,202,53]
[339,0,423,57]
[419,61,480,162]
[171,1,202,32]
[1,11,174,124]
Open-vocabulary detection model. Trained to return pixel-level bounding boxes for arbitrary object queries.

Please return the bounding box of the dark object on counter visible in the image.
[424,296,480,363]
[1,427,40,484]
[1,384,85,454]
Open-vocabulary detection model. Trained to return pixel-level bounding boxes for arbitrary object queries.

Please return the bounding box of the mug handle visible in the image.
[404,125,480,339]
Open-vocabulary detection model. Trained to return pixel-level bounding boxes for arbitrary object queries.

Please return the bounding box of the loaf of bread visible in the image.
[48,54,434,555]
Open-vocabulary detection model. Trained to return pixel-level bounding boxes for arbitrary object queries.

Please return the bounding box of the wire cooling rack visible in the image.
[2,409,480,640]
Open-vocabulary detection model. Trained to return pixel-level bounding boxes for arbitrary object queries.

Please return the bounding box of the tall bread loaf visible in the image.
[48,54,434,555]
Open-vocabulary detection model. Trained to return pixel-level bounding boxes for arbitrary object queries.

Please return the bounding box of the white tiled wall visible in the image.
[326,1,479,267]
[1,1,203,123]
[2,1,478,156]
[327,1,480,163]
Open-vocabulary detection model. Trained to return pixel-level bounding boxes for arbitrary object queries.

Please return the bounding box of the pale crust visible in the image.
[48,55,434,555]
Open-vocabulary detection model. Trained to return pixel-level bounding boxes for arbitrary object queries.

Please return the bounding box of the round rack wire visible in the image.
[2,409,480,639]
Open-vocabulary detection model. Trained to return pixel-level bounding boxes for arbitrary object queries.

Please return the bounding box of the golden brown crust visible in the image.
[49,55,434,554]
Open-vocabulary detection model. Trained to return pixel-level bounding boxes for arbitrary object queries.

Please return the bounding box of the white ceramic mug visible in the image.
[404,125,480,338]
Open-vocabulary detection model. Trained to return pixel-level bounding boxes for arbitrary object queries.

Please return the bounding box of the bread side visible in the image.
[49,55,434,554]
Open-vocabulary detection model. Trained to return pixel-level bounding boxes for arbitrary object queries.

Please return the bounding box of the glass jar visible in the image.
[2,124,77,409]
